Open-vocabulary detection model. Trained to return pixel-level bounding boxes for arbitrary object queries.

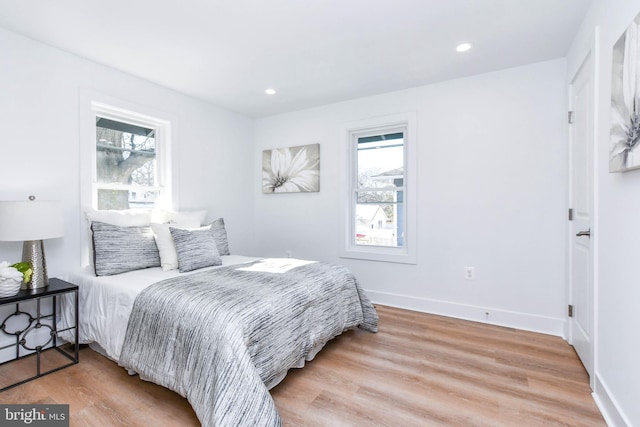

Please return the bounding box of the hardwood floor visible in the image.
[0,305,605,426]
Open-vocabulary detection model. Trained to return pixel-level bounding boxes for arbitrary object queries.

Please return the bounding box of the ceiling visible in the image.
[0,0,591,118]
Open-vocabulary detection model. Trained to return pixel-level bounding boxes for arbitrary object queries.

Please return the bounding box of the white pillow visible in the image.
[151,209,207,226]
[85,208,152,227]
[152,223,210,271]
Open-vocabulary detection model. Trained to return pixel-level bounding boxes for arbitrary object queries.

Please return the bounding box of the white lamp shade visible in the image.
[0,200,64,241]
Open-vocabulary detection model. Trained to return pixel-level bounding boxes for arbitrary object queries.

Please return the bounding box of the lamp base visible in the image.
[21,240,49,290]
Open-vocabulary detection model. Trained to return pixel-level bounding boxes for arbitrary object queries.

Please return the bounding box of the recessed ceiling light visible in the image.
[456,43,472,52]
[265,88,276,95]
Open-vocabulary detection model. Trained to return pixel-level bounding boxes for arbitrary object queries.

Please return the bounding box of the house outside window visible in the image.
[355,131,405,247]
[341,113,417,264]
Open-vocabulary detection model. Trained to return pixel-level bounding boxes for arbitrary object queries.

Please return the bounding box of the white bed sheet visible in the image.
[60,255,258,362]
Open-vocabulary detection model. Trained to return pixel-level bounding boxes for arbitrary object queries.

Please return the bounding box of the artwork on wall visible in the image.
[610,11,640,172]
[262,143,320,193]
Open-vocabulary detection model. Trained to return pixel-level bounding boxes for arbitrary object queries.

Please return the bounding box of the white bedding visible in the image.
[59,255,258,362]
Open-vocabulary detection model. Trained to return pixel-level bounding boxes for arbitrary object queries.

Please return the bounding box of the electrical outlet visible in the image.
[464,266,475,280]
[285,250,292,258]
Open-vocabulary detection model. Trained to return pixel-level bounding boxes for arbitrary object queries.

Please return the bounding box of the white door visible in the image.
[569,50,594,379]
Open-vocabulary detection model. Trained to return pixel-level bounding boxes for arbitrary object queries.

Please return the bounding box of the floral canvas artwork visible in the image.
[610,11,640,172]
[262,143,320,193]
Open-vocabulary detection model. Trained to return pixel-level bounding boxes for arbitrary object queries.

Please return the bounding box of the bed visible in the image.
[59,210,378,427]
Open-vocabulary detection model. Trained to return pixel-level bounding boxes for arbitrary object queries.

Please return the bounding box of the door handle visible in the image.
[576,228,591,238]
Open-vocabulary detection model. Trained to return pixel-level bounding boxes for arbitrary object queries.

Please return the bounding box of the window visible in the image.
[355,131,405,247]
[89,102,171,211]
[341,113,417,264]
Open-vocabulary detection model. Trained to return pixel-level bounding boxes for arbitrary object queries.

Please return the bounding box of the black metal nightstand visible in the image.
[0,278,79,391]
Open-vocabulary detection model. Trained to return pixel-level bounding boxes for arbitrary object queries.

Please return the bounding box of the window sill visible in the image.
[339,246,416,264]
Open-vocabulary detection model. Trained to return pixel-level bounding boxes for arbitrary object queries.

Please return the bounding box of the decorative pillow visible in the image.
[208,218,230,256]
[91,221,161,276]
[151,223,207,271]
[152,209,207,226]
[84,208,153,267]
[170,227,222,273]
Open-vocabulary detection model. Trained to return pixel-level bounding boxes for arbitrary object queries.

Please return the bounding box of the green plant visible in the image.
[11,262,32,283]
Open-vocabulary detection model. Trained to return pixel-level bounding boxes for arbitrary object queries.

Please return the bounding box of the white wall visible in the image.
[0,27,255,364]
[0,27,256,274]
[568,1,640,425]
[254,59,568,336]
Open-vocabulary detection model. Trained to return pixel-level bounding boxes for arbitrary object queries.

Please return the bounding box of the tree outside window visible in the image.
[95,117,159,210]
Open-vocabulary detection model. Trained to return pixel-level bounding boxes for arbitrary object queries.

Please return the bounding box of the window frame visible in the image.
[340,113,417,264]
[80,94,173,212]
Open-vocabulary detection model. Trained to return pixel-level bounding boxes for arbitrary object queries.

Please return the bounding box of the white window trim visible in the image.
[79,91,175,212]
[340,112,417,264]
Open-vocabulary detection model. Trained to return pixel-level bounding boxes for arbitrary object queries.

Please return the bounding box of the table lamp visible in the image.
[0,197,64,289]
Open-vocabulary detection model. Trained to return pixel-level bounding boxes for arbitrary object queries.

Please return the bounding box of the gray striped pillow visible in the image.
[208,218,230,256]
[170,227,222,272]
[91,221,160,276]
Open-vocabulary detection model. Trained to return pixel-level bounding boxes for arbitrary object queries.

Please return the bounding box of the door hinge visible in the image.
[568,111,574,124]
[568,304,574,318]
[568,208,573,221]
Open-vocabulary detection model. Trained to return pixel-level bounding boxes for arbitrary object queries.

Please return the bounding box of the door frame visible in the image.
[567,26,599,390]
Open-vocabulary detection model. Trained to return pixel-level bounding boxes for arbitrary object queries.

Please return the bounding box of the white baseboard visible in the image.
[366,290,566,338]
[593,374,630,427]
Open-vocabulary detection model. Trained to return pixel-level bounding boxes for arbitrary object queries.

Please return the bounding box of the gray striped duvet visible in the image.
[118,260,378,427]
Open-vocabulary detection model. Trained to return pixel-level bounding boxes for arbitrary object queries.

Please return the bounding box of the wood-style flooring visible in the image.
[0,305,605,426]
